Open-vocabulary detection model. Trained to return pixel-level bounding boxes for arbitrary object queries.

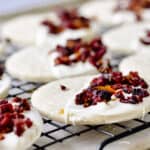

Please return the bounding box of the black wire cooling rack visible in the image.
[1,32,149,150]
[3,60,149,150]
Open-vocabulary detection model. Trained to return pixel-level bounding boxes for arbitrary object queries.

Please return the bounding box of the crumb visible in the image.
[60,85,69,91]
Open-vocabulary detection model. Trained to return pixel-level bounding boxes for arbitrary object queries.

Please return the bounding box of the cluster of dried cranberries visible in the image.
[54,38,112,73]
[115,0,150,21]
[0,97,32,140]
[75,72,149,107]
[140,30,150,45]
[41,9,90,34]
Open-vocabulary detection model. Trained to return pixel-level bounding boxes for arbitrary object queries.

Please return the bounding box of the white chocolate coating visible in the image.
[31,75,150,125]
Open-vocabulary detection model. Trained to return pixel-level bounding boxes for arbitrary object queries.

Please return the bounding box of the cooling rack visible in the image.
[1,49,149,150]
[0,10,149,148]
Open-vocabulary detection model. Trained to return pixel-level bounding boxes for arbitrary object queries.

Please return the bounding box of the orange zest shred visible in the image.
[59,108,64,115]
[95,85,115,93]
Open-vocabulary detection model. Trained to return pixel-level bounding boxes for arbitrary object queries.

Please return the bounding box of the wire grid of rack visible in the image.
[6,76,150,150]
[0,45,148,150]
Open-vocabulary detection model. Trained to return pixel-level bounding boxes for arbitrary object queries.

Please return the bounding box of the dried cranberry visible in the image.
[41,20,64,34]
[14,119,25,136]
[115,0,150,21]
[122,85,133,94]
[42,9,90,34]
[54,38,112,73]
[114,90,125,100]
[0,103,13,114]
[0,114,13,129]
[75,71,149,107]
[25,118,33,128]
[97,90,112,102]
[0,98,33,140]
[60,85,68,91]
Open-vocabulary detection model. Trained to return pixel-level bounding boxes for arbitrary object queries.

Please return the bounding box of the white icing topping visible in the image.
[32,75,150,125]
[49,52,98,78]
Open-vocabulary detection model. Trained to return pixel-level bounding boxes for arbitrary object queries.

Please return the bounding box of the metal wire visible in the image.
[4,68,149,150]
[2,42,150,150]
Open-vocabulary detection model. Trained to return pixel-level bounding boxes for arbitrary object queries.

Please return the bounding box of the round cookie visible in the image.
[1,13,49,46]
[0,97,43,150]
[35,9,100,48]
[31,76,94,124]
[31,72,150,125]
[119,50,150,83]
[6,47,55,83]
[79,0,150,26]
[103,22,150,55]
[6,38,111,82]
[2,9,99,48]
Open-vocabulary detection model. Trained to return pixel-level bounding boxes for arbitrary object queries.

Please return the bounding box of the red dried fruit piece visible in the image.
[58,9,78,21]
[41,20,64,34]
[41,9,90,34]
[111,72,123,83]
[75,71,149,107]
[0,114,13,129]
[115,0,150,21]
[0,100,8,105]
[125,72,148,88]
[0,98,33,140]
[0,134,4,140]
[58,9,90,29]
[14,119,25,136]
[60,85,68,91]
[54,38,112,73]
[114,90,125,100]
[0,103,13,114]
[25,118,33,128]
[14,98,31,113]
[12,97,22,102]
